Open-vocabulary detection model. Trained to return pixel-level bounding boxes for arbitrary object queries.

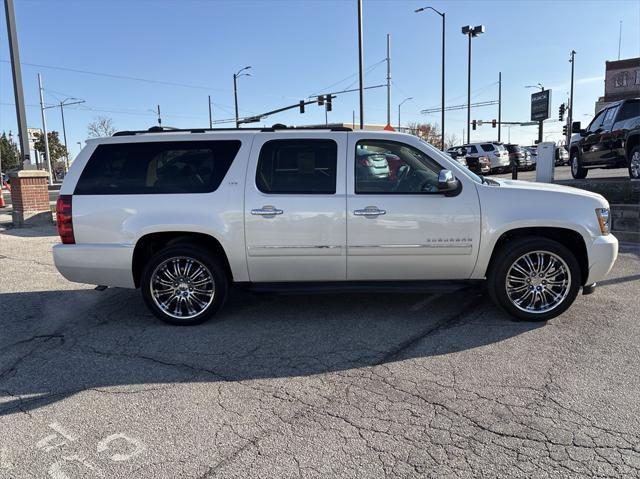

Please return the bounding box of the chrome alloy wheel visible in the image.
[571,156,579,176]
[631,151,640,179]
[150,256,215,320]
[505,251,571,314]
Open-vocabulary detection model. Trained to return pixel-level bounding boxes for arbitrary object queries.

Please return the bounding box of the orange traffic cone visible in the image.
[0,185,5,208]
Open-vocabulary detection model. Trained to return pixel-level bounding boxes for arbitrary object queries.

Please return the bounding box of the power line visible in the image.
[0,59,228,92]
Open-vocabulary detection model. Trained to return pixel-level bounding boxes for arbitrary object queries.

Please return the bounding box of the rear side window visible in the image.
[467,145,478,154]
[256,139,337,194]
[481,143,495,152]
[74,140,240,195]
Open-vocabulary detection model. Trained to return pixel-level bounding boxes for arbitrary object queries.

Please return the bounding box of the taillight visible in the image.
[56,195,75,244]
[359,158,373,167]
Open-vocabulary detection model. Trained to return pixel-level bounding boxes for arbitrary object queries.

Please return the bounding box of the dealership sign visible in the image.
[530,90,551,122]
[604,57,640,102]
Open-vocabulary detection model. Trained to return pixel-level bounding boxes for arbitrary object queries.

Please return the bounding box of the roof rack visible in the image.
[113,125,352,136]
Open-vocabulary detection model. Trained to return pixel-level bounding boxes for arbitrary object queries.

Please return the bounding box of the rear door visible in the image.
[244,133,347,282]
[346,134,481,281]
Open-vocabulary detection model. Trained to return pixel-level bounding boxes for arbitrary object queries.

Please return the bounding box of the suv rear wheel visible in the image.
[141,244,228,325]
[629,146,640,180]
[571,152,588,179]
[487,237,581,321]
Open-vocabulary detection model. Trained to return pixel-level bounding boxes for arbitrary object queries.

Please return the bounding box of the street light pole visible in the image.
[233,66,251,128]
[462,25,485,144]
[415,6,446,149]
[398,97,412,131]
[568,50,576,147]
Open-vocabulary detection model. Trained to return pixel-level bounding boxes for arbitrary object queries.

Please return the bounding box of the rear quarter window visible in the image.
[74,140,241,195]
[480,144,495,152]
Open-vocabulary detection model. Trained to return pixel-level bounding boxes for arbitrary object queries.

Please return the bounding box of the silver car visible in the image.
[356,147,390,179]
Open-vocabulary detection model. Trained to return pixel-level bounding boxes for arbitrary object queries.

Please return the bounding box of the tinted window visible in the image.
[468,145,478,154]
[588,109,606,132]
[355,140,442,194]
[617,101,640,122]
[75,140,240,195]
[602,106,619,126]
[481,143,495,152]
[256,139,337,194]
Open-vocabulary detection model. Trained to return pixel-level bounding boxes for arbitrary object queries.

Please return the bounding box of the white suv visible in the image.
[462,142,510,173]
[53,127,618,325]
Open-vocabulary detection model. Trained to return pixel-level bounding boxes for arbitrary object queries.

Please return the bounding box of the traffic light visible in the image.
[299,101,305,114]
[318,95,324,106]
[562,124,568,136]
[326,95,332,112]
[559,103,566,122]
[472,120,477,130]
[491,119,497,128]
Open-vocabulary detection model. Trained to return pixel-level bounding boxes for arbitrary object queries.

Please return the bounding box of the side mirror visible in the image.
[571,121,582,134]
[437,169,459,195]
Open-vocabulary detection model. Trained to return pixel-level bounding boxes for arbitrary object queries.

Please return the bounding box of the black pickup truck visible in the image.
[569,98,640,179]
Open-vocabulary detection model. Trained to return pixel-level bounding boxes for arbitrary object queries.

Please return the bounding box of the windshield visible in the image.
[418,138,484,184]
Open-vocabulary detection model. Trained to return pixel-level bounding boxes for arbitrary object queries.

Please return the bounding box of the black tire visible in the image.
[629,146,640,180]
[141,244,228,325]
[487,237,581,322]
[570,152,588,179]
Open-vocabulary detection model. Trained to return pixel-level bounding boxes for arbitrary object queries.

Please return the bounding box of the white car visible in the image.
[53,127,618,325]
[462,142,510,173]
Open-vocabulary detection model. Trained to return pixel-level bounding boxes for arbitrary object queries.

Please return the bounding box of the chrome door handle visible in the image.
[251,206,283,217]
[353,206,387,217]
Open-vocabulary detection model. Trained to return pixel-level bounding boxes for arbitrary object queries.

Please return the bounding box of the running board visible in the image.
[237,280,481,295]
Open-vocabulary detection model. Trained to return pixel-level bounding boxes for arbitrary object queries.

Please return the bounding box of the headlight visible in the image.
[595,208,610,235]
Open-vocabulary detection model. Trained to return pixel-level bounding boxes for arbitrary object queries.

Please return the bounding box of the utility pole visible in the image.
[498,72,502,142]
[568,50,576,148]
[386,33,391,128]
[37,73,53,185]
[357,0,365,129]
[156,105,161,126]
[4,0,30,168]
[208,95,213,128]
[44,98,84,170]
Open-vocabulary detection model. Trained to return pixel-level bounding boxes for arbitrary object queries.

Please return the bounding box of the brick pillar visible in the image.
[8,170,52,227]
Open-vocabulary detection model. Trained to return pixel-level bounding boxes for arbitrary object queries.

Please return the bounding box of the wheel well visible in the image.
[132,232,233,288]
[626,134,640,158]
[569,146,579,158]
[487,227,589,285]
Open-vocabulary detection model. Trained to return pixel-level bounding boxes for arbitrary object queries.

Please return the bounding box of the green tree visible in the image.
[33,131,68,164]
[0,132,20,171]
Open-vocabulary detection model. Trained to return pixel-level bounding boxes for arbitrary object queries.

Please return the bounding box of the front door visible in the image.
[581,108,608,164]
[244,133,347,282]
[346,135,481,281]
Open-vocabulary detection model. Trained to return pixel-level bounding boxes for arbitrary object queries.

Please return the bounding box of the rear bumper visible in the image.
[53,243,135,288]
[585,234,619,285]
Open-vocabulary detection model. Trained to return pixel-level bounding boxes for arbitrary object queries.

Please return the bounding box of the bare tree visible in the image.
[445,133,460,150]
[87,117,116,138]
[405,122,443,149]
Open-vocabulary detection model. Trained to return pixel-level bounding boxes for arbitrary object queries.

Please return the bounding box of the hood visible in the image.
[492,178,608,203]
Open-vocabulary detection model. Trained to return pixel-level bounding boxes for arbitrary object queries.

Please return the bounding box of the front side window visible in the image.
[587,109,606,133]
[355,140,442,194]
[256,139,337,194]
[75,140,241,195]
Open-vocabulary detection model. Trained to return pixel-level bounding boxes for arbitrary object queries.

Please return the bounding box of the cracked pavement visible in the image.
[1,225,639,478]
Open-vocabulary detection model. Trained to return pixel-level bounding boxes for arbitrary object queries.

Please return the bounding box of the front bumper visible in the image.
[585,234,619,285]
[53,243,135,288]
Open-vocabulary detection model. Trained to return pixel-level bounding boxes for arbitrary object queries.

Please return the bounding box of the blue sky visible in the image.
[1,0,640,156]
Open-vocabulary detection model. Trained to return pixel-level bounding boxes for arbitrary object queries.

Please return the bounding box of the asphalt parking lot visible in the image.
[494,165,630,181]
[1,225,639,478]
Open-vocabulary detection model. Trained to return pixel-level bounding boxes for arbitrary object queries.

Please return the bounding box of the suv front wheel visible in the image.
[141,244,228,325]
[571,152,588,179]
[487,238,581,321]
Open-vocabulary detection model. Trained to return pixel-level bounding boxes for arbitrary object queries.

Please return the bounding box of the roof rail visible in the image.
[112,124,352,136]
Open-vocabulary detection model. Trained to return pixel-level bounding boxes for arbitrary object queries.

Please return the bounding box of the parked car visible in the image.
[569,98,640,179]
[459,142,510,173]
[524,146,538,169]
[356,147,390,179]
[53,126,618,325]
[504,144,533,171]
[446,146,490,175]
[555,146,569,166]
